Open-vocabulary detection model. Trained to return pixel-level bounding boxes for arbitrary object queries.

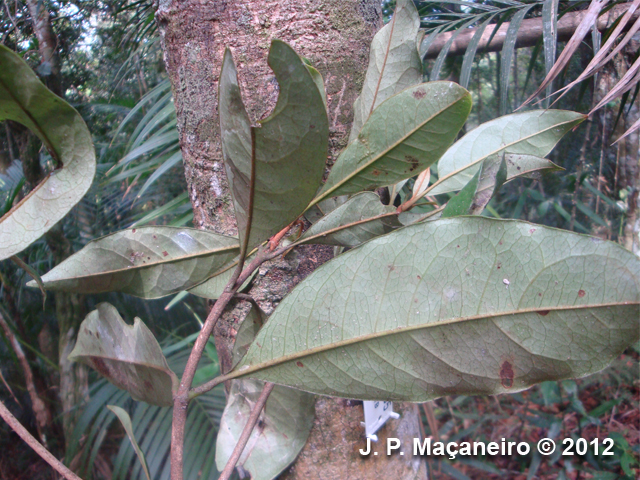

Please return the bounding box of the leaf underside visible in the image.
[0,45,96,260]
[31,227,239,298]
[233,217,639,401]
[299,192,398,247]
[431,110,585,195]
[69,303,178,407]
[349,0,422,142]
[219,41,329,254]
[315,82,472,203]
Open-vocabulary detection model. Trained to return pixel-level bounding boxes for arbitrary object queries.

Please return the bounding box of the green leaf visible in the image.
[215,379,315,480]
[216,303,314,480]
[430,110,585,196]
[219,41,328,256]
[441,167,482,218]
[188,255,257,300]
[30,227,239,298]
[299,192,398,247]
[107,406,152,480]
[304,196,349,225]
[350,0,422,142]
[469,153,559,216]
[460,14,496,89]
[232,303,266,368]
[500,6,534,114]
[313,82,472,205]
[0,45,96,260]
[69,303,178,406]
[231,217,639,401]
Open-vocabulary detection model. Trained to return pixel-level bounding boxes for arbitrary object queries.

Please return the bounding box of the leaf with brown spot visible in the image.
[69,303,178,407]
[311,82,471,205]
[227,217,639,401]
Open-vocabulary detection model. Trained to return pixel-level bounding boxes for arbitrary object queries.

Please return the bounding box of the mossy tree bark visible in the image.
[157,1,426,478]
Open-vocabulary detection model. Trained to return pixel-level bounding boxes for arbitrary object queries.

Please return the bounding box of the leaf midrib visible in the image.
[311,87,471,206]
[232,302,639,380]
[431,115,585,194]
[41,244,240,284]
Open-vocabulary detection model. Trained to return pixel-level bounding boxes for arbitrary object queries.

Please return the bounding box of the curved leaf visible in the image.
[107,406,152,480]
[0,45,96,260]
[313,82,472,205]
[430,110,585,196]
[216,380,315,480]
[219,41,328,256]
[69,303,178,407]
[299,192,398,247]
[31,227,239,298]
[217,304,314,480]
[350,0,422,141]
[231,217,639,401]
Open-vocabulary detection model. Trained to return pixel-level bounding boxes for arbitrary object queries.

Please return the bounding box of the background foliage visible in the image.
[0,0,638,479]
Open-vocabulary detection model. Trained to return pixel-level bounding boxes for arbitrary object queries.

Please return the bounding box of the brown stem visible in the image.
[218,382,275,480]
[170,248,274,480]
[0,401,82,480]
[0,311,52,444]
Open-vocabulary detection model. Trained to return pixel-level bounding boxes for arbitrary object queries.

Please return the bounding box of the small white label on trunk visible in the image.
[360,401,400,442]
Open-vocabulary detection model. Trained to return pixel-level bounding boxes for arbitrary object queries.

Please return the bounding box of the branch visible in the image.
[170,247,274,480]
[0,401,83,480]
[423,3,638,59]
[0,311,52,443]
[218,382,275,480]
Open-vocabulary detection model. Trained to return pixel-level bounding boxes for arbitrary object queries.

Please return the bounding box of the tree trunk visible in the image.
[157,1,426,477]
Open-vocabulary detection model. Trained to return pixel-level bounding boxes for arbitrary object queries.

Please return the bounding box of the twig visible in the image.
[422,402,440,443]
[170,247,280,480]
[0,311,51,444]
[218,382,275,480]
[0,401,83,480]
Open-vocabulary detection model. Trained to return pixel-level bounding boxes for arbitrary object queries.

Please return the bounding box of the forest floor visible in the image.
[427,344,640,480]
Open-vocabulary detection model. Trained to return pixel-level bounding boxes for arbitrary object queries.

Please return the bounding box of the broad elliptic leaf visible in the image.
[219,41,328,256]
[217,304,314,480]
[349,0,422,141]
[299,192,398,247]
[231,217,640,401]
[0,45,96,260]
[430,110,585,196]
[312,82,472,205]
[69,303,178,406]
[107,406,151,480]
[30,227,239,298]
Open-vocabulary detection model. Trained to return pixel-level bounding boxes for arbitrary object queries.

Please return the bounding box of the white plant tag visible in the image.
[360,401,400,441]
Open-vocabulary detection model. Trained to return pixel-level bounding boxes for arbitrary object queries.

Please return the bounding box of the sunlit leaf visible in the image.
[312,82,472,205]
[0,45,96,260]
[31,227,239,298]
[230,217,639,401]
[219,41,328,257]
[430,110,584,196]
[69,303,178,406]
[350,0,422,141]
